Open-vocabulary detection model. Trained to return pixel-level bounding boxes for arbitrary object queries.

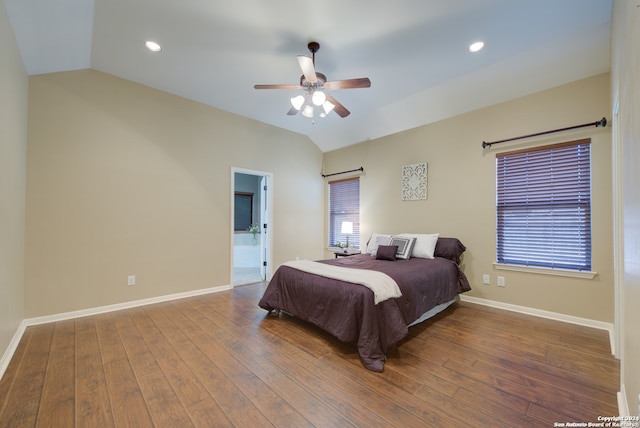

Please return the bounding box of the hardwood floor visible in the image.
[0,282,619,427]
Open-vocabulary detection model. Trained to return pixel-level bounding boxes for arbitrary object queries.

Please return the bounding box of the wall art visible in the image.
[402,162,428,200]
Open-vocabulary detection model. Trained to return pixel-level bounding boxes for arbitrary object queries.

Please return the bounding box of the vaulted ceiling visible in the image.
[5,0,611,152]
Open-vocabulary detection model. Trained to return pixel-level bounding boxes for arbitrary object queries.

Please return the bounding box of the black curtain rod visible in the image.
[321,167,364,178]
[482,117,607,149]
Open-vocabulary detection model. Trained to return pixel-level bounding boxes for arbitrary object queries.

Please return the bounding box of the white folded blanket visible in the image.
[281,259,402,304]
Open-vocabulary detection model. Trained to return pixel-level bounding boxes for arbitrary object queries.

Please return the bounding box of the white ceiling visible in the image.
[5,0,612,152]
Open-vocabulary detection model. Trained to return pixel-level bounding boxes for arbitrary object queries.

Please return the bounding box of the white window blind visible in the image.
[496,139,592,271]
[328,177,360,249]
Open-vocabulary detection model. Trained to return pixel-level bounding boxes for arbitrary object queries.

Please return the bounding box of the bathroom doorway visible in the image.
[231,168,272,286]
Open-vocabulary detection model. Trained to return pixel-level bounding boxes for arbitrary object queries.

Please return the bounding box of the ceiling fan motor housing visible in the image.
[300,72,326,88]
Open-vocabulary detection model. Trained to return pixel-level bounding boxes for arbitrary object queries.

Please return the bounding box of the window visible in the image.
[496,139,591,271]
[234,192,253,231]
[328,177,360,249]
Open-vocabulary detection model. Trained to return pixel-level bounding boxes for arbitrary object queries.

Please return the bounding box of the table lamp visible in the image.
[341,221,353,252]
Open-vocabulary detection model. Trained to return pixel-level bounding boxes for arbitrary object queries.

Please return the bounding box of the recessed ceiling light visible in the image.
[145,41,162,52]
[469,41,484,53]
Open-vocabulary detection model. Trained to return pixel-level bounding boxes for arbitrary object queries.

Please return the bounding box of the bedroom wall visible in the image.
[323,73,613,323]
[25,69,324,318]
[611,0,640,415]
[0,1,27,363]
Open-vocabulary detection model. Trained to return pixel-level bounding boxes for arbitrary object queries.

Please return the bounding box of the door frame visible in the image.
[231,167,273,286]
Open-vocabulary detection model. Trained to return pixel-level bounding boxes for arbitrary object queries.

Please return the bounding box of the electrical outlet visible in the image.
[497,276,505,287]
[127,275,136,286]
[482,274,490,285]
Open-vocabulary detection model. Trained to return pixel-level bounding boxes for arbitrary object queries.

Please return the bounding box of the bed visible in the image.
[258,235,471,372]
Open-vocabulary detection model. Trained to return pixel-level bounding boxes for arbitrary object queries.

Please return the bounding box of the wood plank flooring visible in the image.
[0,282,619,427]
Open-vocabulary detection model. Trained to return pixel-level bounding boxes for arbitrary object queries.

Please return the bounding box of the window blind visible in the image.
[328,177,360,249]
[496,139,591,271]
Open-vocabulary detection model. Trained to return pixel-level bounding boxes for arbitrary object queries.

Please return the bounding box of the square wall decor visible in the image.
[402,162,428,200]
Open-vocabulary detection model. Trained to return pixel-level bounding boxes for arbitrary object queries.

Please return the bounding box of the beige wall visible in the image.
[25,69,325,317]
[0,1,27,362]
[611,0,640,415]
[324,73,613,323]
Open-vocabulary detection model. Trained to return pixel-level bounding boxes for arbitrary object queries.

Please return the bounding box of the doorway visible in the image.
[231,168,272,286]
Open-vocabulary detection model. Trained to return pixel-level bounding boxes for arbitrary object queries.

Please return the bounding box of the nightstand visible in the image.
[334,250,361,258]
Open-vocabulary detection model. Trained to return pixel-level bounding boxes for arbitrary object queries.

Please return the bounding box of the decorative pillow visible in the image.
[433,237,467,264]
[400,233,439,259]
[366,234,392,256]
[375,245,398,261]
[389,236,416,259]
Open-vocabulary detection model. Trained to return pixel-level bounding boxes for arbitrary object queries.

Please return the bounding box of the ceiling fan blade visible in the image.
[297,55,317,84]
[287,106,299,116]
[254,84,303,90]
[323,78,371,90]
[325,93,350,118]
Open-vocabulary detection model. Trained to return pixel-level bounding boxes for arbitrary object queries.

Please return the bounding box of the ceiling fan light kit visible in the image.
[321,101,335,116]
[290,95,305,110]
[254,42,371,122]
[311,90,326,106]
[302,104,315,118]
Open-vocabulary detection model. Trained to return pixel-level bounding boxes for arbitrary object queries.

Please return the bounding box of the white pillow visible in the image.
[366,234,392,256]
[400,233,439,258]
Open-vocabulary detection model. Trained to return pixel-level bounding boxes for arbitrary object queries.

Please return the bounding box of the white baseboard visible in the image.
[24,284,233,326]
[459,295,616,355]
[0,320,28,383]
[0,283,233,381]
[618,385,630,416]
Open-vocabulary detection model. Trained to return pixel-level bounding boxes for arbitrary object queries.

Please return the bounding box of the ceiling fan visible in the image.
[254,42,371,120]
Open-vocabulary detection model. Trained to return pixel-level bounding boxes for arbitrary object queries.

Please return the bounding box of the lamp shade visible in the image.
[301,104,314,118]
[312,90,327,106]
[341,221,353,234]
[290,95,305,110]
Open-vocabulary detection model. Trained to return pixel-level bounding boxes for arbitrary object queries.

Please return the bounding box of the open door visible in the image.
[231,168,272,286]
[260,175,269,280]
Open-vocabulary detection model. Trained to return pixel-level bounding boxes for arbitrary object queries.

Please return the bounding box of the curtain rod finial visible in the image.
[597,117,607,128]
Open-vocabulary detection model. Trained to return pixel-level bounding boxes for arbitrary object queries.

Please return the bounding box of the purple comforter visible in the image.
[258,254,471,372]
